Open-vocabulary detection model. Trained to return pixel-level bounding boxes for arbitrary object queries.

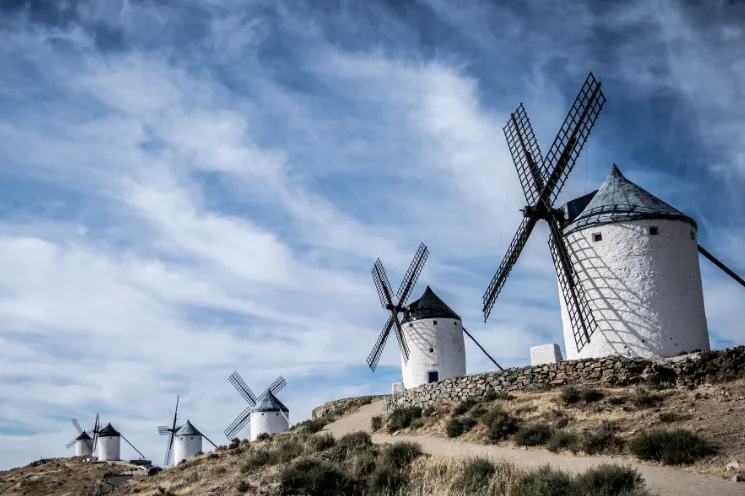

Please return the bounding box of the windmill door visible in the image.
[427,371,439,383]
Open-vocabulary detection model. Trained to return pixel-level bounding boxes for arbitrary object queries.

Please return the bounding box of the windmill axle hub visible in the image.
[521,205,564,222]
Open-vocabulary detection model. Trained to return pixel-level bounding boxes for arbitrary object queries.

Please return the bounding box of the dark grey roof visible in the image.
[98,423,120,437]
[562,164,696,235]
[251,390,289,413]
[75,431,92,441]
[402,286,461,323]
[175,420,202,437]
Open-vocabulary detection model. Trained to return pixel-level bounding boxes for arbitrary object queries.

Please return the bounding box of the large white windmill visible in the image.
[224,373,290,442]
[158,396,218,466]
[367,243,502,389]
[482,72,745,362]
[97,422,147,462]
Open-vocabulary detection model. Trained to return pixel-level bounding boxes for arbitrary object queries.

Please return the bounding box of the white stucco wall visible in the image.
[400,317,466,389]
[560,218,710,360]
[249,410,289,441]
[75,439,92,457]
[530,344,563,366]
[173,434,202,464]
[98,436,121,461]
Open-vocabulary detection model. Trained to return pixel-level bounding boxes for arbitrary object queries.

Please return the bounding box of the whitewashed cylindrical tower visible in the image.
[74,431,93,457]
[173,420,202,464]
[97,423,121,461]
[559,165,710,360]
[249,391,289,441]
[400,286,466,389]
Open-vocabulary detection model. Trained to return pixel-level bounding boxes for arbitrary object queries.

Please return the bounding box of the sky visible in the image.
[0,0,744,469]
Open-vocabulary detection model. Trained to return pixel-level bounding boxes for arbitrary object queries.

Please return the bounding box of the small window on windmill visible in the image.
[649,226,659,235]
[433,320,438,325]
[690,231,695,241]
[592,233,602,242]
[429,347,434,353]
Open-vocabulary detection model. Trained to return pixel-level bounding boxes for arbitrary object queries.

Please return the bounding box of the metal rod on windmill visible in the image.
[367,243,502,390]
[224,373,290,441]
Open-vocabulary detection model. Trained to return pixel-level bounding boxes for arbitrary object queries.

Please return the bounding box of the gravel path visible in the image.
[323,400,744,496]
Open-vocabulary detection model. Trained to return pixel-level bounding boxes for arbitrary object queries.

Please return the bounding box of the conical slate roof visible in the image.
[75,431,92,441]
[98,423,120,437]
[562,164,696,235]
[251,390,289,413]
[402,286,461,323]
[175,420,202,437]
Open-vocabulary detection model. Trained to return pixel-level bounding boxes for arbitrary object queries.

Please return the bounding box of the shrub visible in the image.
[483,389,498,402]
[298,419,327,434]
[229,438,240,450]
[482,408,519,442]
[573,464,648,496]
[306,433,335,452]
[470,405,488,418]
[581,387,605,403]
[608,396,627,405]
[410,418,425,429]
[371,415,383,432]
[256,433,271,442]
[632,387,663,409]
[658,412,678,423]
[451,457,497,494]
[276,438,304,463]
[629,429,712,465]
[561,386,582,405]
[235,479,250,493]
[279,458,357,496]
[387,406,422,433]
[515,404,537,415]
[330,431,373,461]
[346,451,377,479]
[517,464,574,496]
[514,423,552,447]
[547,430,580,454]
[447,417,477,438]
[240,449,276,473]
[381,441,422,467]
[581,422,624,455]
[452,398,478,416]
[367,463,408,495]
[422,406,436,417]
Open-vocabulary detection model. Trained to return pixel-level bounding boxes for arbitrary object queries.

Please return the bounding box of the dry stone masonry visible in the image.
[312,395,387,420]
[385,346,745,411]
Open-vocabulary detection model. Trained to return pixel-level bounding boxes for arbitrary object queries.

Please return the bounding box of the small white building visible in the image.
[173,420,203,464]
[250,391,290,441]
[74,431,93,457]
[97,423,121,461]
[399,286,466,389]
[559,164,710,360]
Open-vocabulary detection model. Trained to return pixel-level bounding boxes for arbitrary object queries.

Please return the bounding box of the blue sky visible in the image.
[0,0,744,469]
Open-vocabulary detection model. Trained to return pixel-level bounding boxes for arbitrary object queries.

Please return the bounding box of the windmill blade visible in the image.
[65,438,77,449]
[157,426,171,435]
[372,259,396,309]
[483,217,539,321]
[71,419,83,434]
[698,245,745,288]
[504,104,546,204]
[120,433,147,460]
[91,414,100,454]
[547,220,598,352]
[539,72,605,205]
[391,314,410,362]
[462,327,503,371]
[366,315,394,371]
[202,433,219,449]
[395,243,429,306]
[229,372,257,406]
[224,406,252,440]
[164,432,175,466]
[267,375,287,395]
[170,395,180,433]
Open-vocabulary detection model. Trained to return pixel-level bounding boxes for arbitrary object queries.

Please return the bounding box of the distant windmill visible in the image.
[224,373,290,441]
[97,422,147,462]
[368,242,503,389]
[158,395,218,466]
[482,72,605,354]
[65,414,100,458]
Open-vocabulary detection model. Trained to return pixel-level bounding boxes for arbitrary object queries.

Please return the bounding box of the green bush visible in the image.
[229,438,240,450]
[298,419,327,434]
[481,408,518,442]
[256,433,271,442]
[547,430,580,454]
[632,387,663,409]
[330,431,374,461]
[306,432,335,452]
[276,438,304,463]
[514,423,552,447]
[608,396,627,405]
[561,386,582,405]
[450,457,497,495]
[240,449,277,473]
[387,406,422,433]
[581,387,605,403]
[235,479,250,493]
[452,398,478,416]
[381,441,422,467]
[629,429,712,465]
[658,412,678,423]
[517,464,574,496]
[470,405,488,418]
[573,464,649,496]
[279,458,357,496]
[371,415,383,432]
[447,417,476,438]
[367,463,409,495]
[483,389,498,402]
[581,422,624,455]
[346,451,377,479]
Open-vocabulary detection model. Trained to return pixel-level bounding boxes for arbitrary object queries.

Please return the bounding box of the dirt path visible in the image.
[323,401,743,496]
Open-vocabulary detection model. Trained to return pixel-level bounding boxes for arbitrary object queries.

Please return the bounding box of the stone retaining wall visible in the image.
[312,394,389,420]
[385,346,745,412]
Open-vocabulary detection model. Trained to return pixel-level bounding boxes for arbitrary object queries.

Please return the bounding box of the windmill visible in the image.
[65,414,100,458]
[482,72,606,354]
[224,373,290,441]
[97,422,147,462]
[368,242,503,389]
[158,396,218,466]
